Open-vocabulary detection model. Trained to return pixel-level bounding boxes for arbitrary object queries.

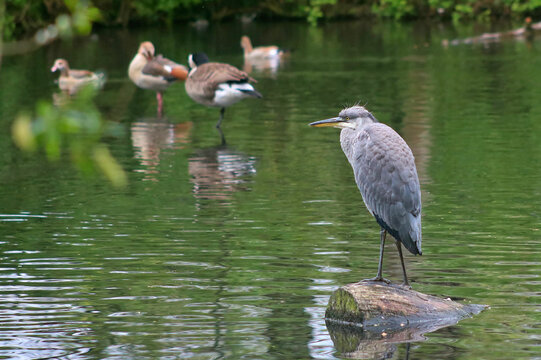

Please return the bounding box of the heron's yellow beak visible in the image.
[309,117,342,127]
[309,117,352,129]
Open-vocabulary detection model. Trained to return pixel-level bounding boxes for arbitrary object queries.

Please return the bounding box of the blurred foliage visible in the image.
[4,0,127,187]
[4,0,541,35]
[4,0,100,41]
[304,0,338,25]
[12,86,127,187]
[371,0,416,20]
[59,0,101,36]
[452,3,474,22]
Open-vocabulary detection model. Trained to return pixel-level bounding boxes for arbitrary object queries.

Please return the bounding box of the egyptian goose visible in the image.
[185,52,262,129]
[509,17,541,37]
[51,59,104,95]
[240,36,284,60]
[128,41,188,117]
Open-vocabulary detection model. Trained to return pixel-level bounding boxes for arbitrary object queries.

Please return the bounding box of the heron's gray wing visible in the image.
[353,123,422,254]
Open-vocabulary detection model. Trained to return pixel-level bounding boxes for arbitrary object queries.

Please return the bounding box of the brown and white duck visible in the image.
[240,35,284,60]
[185,52,262,130]
[51,59,104,95]
[128,41,188,117]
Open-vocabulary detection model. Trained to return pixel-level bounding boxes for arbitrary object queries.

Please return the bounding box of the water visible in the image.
[1,20,541,359]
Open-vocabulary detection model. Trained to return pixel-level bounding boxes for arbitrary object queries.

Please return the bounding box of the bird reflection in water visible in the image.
[51,80,105,107]
[189,146,256,202]
[243,56,282,77]
[131,119,193,181]
[52,91,72,107]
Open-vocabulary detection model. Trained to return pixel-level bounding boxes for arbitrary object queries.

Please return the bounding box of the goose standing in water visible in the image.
[185,52,262,131]
[128,41,188,117]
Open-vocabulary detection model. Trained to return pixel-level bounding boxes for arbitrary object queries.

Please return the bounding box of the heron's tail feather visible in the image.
[374,213,421,255]
[400,234,421,255]
[404,219,422,255]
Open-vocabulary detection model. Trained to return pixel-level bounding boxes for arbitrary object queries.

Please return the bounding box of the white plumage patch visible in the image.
[214,83,255,107]
[164,65,172,73]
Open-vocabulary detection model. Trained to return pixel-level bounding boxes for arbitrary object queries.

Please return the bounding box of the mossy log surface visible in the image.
[326,281,486,330]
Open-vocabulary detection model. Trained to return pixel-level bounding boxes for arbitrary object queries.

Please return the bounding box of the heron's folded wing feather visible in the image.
[353,123,422,253]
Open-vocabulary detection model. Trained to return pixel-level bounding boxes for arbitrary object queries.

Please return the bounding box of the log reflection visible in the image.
[327,319,456,359]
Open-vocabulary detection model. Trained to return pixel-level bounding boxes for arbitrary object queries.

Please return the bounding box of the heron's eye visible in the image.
[345,116,350,120]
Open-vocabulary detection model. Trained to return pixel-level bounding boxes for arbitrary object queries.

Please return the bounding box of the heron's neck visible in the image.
[340,128,358,167]
[339,120,373,167]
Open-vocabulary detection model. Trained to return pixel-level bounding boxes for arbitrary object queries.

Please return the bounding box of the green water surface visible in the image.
[0,20,540,359]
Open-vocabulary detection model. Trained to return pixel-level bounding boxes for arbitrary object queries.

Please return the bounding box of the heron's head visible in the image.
[309,106,377,130]
[138,41,155,60]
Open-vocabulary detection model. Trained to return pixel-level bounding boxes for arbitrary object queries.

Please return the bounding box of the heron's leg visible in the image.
[396,240,410,287]
[156,92,164,118]
[216,108,225,128]
[375,228,386,280]
[363,228,390,284]
[405,343,411,360]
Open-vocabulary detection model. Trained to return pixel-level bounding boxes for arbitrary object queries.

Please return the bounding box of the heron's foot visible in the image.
[400,283,412,290]
[362,276,391,284]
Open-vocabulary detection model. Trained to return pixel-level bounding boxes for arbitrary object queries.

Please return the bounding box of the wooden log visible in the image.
[326,281,487,358]
[326,280,486,329]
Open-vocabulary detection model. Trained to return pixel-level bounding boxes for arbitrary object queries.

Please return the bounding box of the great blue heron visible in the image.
[310,106,422,286]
